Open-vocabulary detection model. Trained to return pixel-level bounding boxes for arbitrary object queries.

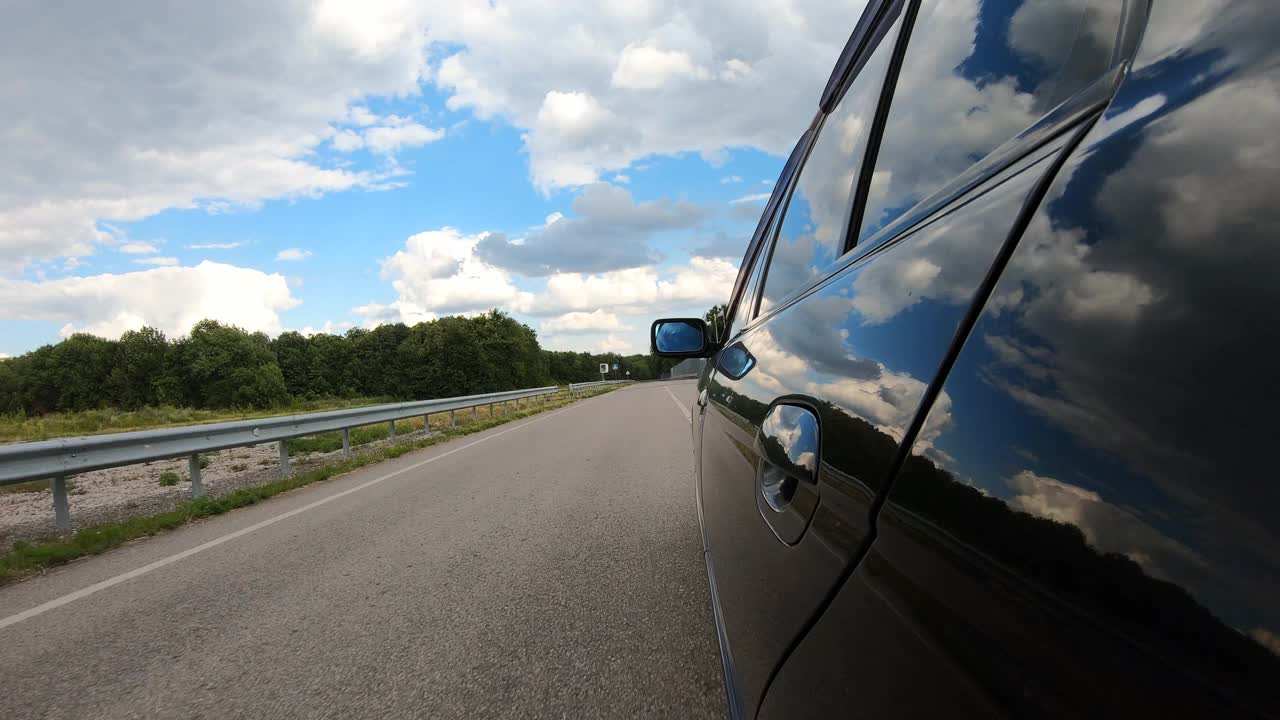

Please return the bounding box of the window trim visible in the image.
[841,0,921,256]
[722,119,819,338]
[820,0,908,113]
[757,4,910,316]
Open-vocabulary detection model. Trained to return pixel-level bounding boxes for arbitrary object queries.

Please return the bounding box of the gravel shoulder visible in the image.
[0,426,436,551]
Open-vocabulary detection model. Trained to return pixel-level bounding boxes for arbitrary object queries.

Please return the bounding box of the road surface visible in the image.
[0,381,725,719]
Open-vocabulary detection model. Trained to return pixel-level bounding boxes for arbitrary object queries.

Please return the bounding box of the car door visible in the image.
[758,1,1213,719]
[696,4,908,714]
[699,0,1137,716]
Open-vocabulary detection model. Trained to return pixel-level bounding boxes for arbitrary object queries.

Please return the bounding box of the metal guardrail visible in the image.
[567,379,633,394]
[0,385,561,530]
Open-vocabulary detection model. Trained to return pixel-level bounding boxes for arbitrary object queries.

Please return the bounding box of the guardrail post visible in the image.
[449,410,456,429]
[279,440,291,477]
[472,405,478,421]
[389,419,396,437]
[52,475,71,531]
[189,453,204,498]
[489,402,494,417]
[423,414,430,433]
[342,428,351,458]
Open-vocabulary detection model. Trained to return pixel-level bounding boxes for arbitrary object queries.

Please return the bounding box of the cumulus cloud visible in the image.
[475,183,705,275]
[298,320,355,336]
[363,123,445,154]
[540,332,635,353]
[428,0,869,190]
[275,248,313,261]
[0,261,299,338]
[540,310,624,334]
[0,0,433,271]
[530,256,739,316]
[611,44,710,90]
[377,227,533,322]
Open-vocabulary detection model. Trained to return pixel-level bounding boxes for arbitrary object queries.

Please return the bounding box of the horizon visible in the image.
[0,1,862,358]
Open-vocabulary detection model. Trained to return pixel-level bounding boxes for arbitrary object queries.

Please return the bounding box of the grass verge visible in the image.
[0,388,610,585]
[0,396,396,444]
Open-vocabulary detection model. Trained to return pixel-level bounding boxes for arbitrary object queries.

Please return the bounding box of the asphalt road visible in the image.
[0,380,725,720]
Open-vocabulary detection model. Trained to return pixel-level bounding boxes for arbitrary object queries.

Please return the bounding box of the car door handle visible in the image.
[697,388,708,409]
[756,403,822,545]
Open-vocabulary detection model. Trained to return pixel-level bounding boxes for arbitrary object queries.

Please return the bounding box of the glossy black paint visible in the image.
[685,0,1280,717]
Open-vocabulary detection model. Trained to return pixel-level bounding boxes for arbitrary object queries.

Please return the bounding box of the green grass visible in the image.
[157,472,181,487]
[285,400,530,455]
[0,388,609,584]
[0,396,394,444]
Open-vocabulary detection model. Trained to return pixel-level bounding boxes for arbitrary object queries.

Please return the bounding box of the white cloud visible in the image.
[299,320,355,336]
[186,242,243,250]
[611,44,709,90]
[540,310,624,334]
[0,261,299,339]
[729,192,772,204]
[721,175,743,184]
[531,256,738,316]
[428,0,867,190]
[1,1,433,271]
[118,242,159,255]
[133,256,179,267]
[275,248,313,261]
[332,129,365,152]
[363,123,445,154]
[540,331,635,354]
[611,173,631,184]
[377,227,533,322]
[347,106,380,127]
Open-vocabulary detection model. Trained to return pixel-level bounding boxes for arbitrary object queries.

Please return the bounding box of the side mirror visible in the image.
[651,318,712,357]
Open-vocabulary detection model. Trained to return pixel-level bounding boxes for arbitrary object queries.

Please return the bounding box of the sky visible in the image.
[0,0,869,357]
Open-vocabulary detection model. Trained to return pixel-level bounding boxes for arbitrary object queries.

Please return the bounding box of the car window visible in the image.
[727,220,773,340]
[855,0,1123,245]
[758,13,905,312]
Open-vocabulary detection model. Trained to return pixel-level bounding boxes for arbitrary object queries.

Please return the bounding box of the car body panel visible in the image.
[759,1,1280,716]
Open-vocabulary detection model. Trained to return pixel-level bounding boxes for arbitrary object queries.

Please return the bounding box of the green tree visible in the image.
[108,326,169,409]
[350,323,409,397]
[49,334,119,411]
[310,332,355,397]
[169,320,288,409]
[272,331,320,399]
[0,357,20,414]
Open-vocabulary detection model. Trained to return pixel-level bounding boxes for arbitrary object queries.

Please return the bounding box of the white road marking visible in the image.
[0,403,582,631]
[665,386,693,424]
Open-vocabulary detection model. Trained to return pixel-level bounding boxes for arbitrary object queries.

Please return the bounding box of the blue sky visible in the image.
[0,1,862,357]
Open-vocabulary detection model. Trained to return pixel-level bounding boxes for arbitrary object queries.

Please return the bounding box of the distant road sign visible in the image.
[599,363,609,374]
[612,363,619,371]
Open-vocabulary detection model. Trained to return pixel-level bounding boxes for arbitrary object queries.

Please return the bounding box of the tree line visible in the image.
[0,311,680,415]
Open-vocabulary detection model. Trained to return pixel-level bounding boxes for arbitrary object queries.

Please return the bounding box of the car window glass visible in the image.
[728,239,769,340]
[759,14,904,312]
[856,0,1121,244]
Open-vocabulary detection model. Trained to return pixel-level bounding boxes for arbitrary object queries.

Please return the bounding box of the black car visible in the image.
[653,0,1280,716]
